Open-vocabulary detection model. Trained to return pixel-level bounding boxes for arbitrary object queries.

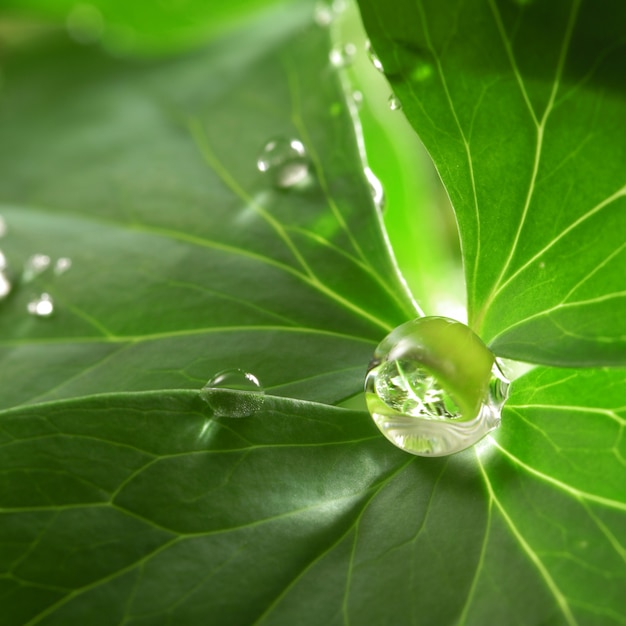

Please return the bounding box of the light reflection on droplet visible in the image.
[388,94,402,110]
[23,254,51,282]
[365,40,384,72]
[27,293,54,318]
[54,257,72,276]
[364,167,385,211]
[0,271,11,300]
[200,368,265,418]
[257,137,310,189]
[313,0,333,26]
[351,90,364,109]
[329,43,356,68]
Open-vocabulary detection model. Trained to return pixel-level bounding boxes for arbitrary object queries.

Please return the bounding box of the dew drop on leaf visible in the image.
[351,90,364,109]
[365,317,509,457]
[54,257,72,276]
[313,0,333,27]
[257,137,310,189]
[23,254,51,282]
[365,40,384,73]
[27,293,54,318]
[200,368,265,418]
[388,94,402,110]
[329,43,356,68]
[0,271,11,300]
[364,167,385,211]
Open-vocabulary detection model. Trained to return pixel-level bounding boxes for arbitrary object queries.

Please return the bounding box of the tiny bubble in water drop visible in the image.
[66,3,104,44]
[23,254,51,282]
[388,94,402,111]
[54,257,72,276]
[365,40,384,73]
[257,137,310,189]
[201,368,265,418]
[329,43,356,68]
[27,293,54,318]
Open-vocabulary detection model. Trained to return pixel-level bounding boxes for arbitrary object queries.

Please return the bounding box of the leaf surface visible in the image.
[357,0,626,365]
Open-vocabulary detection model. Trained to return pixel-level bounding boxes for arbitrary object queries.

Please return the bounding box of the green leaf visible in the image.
[2,372,625,623]
[0,3,416,411]
[357,0,626,366]
[0,0,292,55]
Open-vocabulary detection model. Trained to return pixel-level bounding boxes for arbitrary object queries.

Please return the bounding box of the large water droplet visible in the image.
[329,43,356,68]
[23,254,51,282]
[27,293,54,318]
[54,257,72,276]
[388,94,402,111]
[66,3,104,44]
[365,40,384,73]
[0,271,11,300]
[201,369,265,418]
[257,137,310,189]
[365,317,508,457]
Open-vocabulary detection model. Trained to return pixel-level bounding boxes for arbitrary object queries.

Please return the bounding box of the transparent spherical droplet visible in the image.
[329,43,356,68]
[365,40,384,72]
[364,167,385,211]
[66,3,104,44]
[0,271,11,300]
[23,254,51,282]
[27,293,54,318]
[388,94,402,111]
[54,257,72,276]
[201,368,265,418]
[0,215,6,238]
[365,317,509,457]
[313,0,333,26]
[257,137,310,189]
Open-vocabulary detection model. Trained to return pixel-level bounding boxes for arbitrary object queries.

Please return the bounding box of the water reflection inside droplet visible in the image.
[201,368,265,418]
[27,293,54,317]
[365,317,509,457]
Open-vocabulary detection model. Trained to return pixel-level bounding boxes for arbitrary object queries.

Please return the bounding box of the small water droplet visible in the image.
[201,369,265,418]
[364,168,385,211]
[388,94,402,110]
[66,3,104,44]
[54,257,72,276]
[365,317,508,457]
[27,293,54,318]
[329,43,356,68]
[332,0,347,13]
[313,0,333,26]
[0,215,6,238]
[539,261,546,269]
[0,271,11,300]
[23,254,51,282]
[351,90,364,109]
[257,137,310,189]
[365,40,384,73]
[0,249,6,271]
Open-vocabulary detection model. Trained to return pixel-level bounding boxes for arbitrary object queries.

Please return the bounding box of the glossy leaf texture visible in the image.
[2,372,625,624]
[357,0,626,366]
[0,3,416,412]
